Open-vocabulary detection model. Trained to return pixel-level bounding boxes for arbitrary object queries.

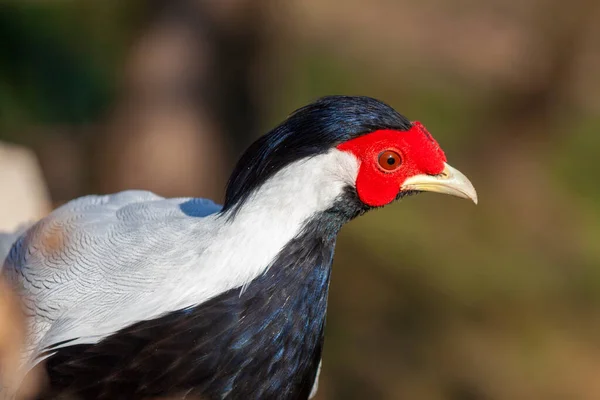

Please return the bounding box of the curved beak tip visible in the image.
[402,162,478,205]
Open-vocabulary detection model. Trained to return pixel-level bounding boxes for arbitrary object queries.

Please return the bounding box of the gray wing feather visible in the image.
[0,223,32,268]
[2,190,222,368]
[0,233,17,267]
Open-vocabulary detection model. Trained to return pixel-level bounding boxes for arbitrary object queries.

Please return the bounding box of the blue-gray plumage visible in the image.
[0,96,477,400]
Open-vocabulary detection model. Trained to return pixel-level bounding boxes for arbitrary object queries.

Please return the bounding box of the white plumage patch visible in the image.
[1,148,359,371]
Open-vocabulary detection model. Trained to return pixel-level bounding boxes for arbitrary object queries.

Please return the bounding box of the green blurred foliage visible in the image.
[0,2,141,139]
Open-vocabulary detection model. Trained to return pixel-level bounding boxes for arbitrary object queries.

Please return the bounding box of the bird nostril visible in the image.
[430,171,448,178]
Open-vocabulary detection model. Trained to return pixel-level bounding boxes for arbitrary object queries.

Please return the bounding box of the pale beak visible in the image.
[401,162,478,204]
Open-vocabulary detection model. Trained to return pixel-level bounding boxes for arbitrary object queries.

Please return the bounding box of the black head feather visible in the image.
[222,95,412,214]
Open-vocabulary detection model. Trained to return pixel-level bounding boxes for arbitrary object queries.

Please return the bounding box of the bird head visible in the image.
[336,120,477,207]
[223,96,476,220]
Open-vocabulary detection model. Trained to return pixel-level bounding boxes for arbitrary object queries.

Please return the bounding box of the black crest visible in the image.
[222,95,412,214]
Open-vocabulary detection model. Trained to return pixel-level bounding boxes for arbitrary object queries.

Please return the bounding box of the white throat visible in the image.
[209,148,359,281]
[228,148,359,231]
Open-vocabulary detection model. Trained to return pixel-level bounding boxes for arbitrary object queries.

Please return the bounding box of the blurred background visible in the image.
[1,0,600,399]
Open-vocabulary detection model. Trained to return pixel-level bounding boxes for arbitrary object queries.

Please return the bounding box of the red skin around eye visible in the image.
[337,122,447,207]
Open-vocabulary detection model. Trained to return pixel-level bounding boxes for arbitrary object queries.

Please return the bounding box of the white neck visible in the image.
[180,148,359,301]
[228,148,359,231]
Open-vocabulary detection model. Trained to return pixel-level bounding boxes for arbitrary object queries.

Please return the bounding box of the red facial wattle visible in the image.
[337,122,447,207]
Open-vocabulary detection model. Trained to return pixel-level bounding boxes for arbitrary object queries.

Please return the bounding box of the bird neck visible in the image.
[190,152,362,297]
[221,148,361,230]
[217,150,365,263]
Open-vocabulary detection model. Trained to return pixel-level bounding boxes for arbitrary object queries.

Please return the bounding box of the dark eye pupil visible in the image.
[378,150,402,172]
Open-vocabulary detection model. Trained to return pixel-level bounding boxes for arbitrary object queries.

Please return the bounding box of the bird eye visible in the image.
[378,150,402,171]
